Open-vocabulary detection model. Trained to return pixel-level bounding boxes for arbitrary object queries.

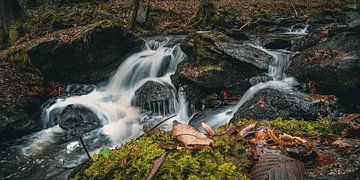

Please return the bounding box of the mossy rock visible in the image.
[26,20,144,83]
[70,130,251,179]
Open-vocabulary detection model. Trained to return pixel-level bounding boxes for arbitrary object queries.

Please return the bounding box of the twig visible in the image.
[239,18,261,31]
[148,114,177,132]
[291,3,298,17]
[146,152,169,180]
[135,114,177,141]
[79,136,92,161]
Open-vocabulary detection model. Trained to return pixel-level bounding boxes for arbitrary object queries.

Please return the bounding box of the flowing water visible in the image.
[0,36,190,179]
[0,26,308,179]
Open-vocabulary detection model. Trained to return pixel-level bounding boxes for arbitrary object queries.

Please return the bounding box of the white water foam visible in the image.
[232,44,297,114]
[26,38,188,155]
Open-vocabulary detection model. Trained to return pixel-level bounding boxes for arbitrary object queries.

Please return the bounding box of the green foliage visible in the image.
[227,117,333,136]
[71,130,251,179]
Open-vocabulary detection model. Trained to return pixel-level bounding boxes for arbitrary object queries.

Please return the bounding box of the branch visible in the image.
[239,18,261,31]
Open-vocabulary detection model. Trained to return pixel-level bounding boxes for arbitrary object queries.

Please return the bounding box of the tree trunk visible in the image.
[0,0,24,32]
[130,0,149,31]
[191,0,219,29]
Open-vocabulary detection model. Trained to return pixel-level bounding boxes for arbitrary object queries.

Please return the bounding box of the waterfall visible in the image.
[41,37,187,146]
[232,45,297,114]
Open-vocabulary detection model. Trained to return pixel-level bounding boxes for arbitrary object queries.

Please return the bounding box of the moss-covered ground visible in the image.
[70,116,338,179]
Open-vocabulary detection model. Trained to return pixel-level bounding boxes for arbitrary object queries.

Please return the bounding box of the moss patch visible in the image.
[71,129,251,179]
[226,116,333,137]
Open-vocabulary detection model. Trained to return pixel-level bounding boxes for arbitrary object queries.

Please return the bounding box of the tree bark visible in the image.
[0,0,24,32]
[130,0,149,31]
[130,0,140,31]
[191,0,218,29]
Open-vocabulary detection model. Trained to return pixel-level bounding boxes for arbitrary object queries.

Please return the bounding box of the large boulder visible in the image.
[132,81,177,115]
[231,88,338,121]
[0,60,64,143]
[288,26,360,110]
[27,20,145,83]
[58,105,102,136]
[173,32,270,109]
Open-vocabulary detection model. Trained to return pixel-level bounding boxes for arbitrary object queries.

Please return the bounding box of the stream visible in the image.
[0,26,308,179]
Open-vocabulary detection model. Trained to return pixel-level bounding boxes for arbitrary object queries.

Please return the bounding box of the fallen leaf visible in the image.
[266,128,283,145]
[240,122,257,137]
[99,148,112,159]
[333,139,351,148]
[313,155,336,167]
[251,154,305,180]
[337,114,359,124]
[173,123,213,146]
[119,156,128,168]
[146,152,169,180]
[341,124,360,138]
[202,122,215,136]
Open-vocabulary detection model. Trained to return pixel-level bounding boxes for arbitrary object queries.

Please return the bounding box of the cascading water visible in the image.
[232,45,297,112]
[0,37,189,180]
[42,37,188,146]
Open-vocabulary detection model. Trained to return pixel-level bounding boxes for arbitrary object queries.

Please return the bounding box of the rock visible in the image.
[0,96,45,143]
[288,31,360,110]
[133,81,177,115]
[231,88,338,121]
[249,75,273,86]
[0,60,64,143]
[263,38,292,49]
[58,105,102,136]
[28,20,145,83]
[215,41,273,70]
[174,32,269,110]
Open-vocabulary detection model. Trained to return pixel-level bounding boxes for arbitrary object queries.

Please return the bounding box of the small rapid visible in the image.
[42,37,187,146]
[0,36,189,179]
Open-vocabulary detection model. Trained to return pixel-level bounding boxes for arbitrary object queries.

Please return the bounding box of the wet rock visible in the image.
[28,20,145,83]
[0,96,45,143]
[174,32,267,109]
[231,88,338,121]
[133,81,177,115]
[215,41,273,70]
[0,60,65,143]
[58,105,101,136]
[249,75,273,86]
[65,84,96,96]
[263,38,292,50]
[288,30,360,110]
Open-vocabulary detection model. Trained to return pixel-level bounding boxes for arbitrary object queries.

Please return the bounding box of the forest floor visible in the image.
[9,0,354,46]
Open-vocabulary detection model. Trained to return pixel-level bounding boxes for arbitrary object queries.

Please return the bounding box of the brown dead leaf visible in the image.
[240,122,257,137]
[266,128,283,145]
[173,123,213,146]
[119,156,128,168]
[251,154,305,180]
[333,138,351,148]
[341,124,360,138]
[337,114,359,124]
[313,155,337,167]
[202,122,215,136]
[146,152,168,180]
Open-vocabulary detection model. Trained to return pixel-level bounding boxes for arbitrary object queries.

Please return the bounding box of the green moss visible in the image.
[226,117,333,137]
[71,130,251,179]
[199,64,223,73]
